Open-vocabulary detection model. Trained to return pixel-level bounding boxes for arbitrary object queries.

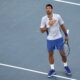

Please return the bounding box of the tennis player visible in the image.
[40,4,71,77]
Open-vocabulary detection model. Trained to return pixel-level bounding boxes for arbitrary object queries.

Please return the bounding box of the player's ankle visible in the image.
[50,64,55,70]
[63,62,68,67]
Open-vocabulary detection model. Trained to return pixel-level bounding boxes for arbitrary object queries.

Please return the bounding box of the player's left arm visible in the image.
[60,24,68,41]
[58,14,68,41]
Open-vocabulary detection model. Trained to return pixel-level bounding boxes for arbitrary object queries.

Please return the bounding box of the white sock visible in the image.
[50,64,54,70]
[64,62,68,67]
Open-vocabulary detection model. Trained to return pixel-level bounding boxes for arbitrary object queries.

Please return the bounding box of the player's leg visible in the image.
[59,50,71,75]
[47,40,56,77]
[59,50,67,63]
[49,50,54,64]
[56,37,71,75]
[48,50,56,77]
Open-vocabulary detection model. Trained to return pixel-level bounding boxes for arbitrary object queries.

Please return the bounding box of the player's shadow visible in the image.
[48,76,58,80]
[57,71,72,78]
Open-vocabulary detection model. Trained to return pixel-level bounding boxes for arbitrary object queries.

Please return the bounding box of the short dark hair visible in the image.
[46,4,53,9]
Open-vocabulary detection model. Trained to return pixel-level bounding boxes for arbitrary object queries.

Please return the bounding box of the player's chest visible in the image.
[45,17,59,26]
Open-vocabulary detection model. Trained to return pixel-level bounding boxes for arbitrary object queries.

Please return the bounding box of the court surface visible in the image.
[0,0,80,80]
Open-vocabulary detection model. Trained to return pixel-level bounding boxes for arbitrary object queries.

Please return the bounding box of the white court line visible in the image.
[54,0,80,6]
[0,63,77,80]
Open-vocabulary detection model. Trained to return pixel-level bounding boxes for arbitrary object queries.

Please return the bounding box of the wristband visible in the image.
[64,32,68,36]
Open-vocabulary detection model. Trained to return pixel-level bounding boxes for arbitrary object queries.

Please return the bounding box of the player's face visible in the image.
[46,6,53,15]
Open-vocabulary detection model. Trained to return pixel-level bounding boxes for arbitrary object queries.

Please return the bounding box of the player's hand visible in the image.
[65,36,69,42]
[48,19,57,26]
[42,26,48,31]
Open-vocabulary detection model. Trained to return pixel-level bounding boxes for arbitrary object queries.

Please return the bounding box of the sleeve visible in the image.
[40,17,46,28]
[58,14,64,25]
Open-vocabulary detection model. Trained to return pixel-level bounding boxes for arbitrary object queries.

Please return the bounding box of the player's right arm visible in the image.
[40,27,48,33]
[40,17,48,33]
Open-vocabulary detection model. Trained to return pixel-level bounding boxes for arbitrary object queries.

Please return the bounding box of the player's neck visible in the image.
[47,13,53,19]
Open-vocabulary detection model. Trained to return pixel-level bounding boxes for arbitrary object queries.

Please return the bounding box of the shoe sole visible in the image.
[48,72,56,78]
[65,70,72,75]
